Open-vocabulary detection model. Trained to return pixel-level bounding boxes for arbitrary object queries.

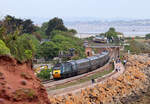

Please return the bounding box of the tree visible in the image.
[38,30,86,61]
[6,34,40,61]
[68,29,77,35]
[45,17,67,38]
[0,15,36,35]
[34,22,49,39]
[40,41,59,60]
[145,33,150,39]
[109,27,115,32]
[41,22,48,33]
[22,19,36,34]
[105,27,118,42]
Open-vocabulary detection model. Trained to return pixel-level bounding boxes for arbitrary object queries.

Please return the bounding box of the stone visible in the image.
[20,80,27,86]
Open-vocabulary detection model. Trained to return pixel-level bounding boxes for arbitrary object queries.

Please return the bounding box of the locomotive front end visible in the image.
[52,63,62,79]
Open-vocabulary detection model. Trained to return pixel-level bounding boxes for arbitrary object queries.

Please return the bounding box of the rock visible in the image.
[0,98,5,104]
[21,72,32,80]
[20,80,27,86]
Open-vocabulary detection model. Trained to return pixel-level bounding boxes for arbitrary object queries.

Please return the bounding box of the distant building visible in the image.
[117,32,124,39]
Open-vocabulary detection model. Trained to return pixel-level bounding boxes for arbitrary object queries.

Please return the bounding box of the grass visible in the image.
[13,88,36,100]
[47,65,113,91]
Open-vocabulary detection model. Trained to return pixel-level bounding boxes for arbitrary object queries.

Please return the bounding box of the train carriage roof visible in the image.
[96,53,105,58]
[87,55,99,60]
[75,58,90,64]
[101,51,109,55]
[67,51,109,65]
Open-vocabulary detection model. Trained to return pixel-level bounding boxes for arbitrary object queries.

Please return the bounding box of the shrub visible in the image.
[124,40,150,54]
[13,88,36,100]
[0,40,10,55]
[37,69,52,80]
[7,34,40,61]
[24,50,33,60]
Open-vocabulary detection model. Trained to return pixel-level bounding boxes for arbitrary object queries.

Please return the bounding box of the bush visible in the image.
[37,69,52,80]
[0,40,10,55]
[24,50,33,60]
[7,34,40,61]
[145,33,150,39]
[124,40,150,54]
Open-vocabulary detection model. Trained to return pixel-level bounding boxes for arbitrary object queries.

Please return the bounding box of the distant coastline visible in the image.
[65,20,150,37]
[75,31,147,38]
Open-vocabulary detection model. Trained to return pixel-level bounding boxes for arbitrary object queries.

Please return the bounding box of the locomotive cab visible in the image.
[52,62,73,79]
[52,63,62,79]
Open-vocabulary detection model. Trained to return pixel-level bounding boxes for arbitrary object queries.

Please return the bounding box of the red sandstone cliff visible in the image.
[0,55,50,104]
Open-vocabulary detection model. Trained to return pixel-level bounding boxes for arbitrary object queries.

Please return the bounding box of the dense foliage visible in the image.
[37,69,51,80]
[105,27,119,43]
[124,40,150,54]
[39,41,59,60]
[0,15,84,62]
[0,40,10,55]
[2,32,40,61]
[145,33,150,39]
[0,15,36,35]
[45,17,68,38]
[35,22,48,39]
[37,30,85,60]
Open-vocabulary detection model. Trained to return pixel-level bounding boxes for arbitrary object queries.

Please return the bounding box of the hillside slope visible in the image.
[0,55,50,104]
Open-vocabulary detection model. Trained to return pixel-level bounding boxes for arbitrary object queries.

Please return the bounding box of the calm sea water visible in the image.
[69,25,150,38]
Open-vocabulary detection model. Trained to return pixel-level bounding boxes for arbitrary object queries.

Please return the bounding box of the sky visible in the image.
[0,0,150,23]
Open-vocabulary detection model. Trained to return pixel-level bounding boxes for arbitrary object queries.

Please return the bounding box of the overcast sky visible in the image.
[0,0,149,22]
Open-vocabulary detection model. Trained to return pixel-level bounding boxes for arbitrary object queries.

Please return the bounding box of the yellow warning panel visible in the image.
[53,70,61,78]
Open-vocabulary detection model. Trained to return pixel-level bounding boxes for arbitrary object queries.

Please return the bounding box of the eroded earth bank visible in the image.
[49,54,150,104]
[0,55,50,104]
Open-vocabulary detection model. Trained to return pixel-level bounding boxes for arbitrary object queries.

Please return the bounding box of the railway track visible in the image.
[43,48,118,89]
[42,79,54,84]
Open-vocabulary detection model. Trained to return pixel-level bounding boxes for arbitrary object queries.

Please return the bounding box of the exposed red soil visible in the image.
[0,55,50,104]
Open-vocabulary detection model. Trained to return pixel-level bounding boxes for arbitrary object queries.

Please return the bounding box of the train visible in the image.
[52,51,110,79]
[93,36,107,43]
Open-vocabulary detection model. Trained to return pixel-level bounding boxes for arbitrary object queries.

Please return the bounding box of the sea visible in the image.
[66,25,150,38]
